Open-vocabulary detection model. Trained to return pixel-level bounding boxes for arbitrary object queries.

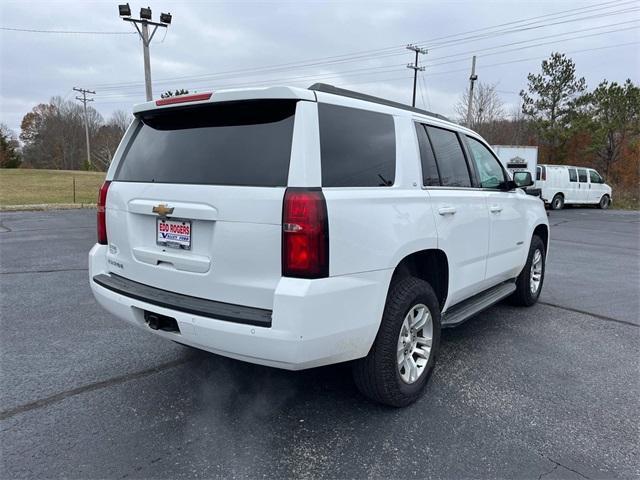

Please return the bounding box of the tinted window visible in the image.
[536,166,541,181]
[415,124,440,186]
[589,170,602,183]
[568,168,577,182]
[578,168,587,182]
[115,100,296,186]
[426,126,471,187]
[466,136,506,189]
[319,104,395,187]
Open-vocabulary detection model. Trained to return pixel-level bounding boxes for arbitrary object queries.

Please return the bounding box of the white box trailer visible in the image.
[492,145,538,177]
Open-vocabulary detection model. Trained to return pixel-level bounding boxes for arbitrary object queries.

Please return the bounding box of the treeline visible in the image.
[457,53,639,193]
[1,97,131,171]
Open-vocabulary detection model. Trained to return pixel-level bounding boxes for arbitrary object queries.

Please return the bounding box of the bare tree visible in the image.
[20,97,104,170]
[455,82,505,139]
[109,110,133,132]
[91,110,132,170]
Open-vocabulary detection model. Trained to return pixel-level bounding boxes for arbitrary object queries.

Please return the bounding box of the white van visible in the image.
[536,164,612,210]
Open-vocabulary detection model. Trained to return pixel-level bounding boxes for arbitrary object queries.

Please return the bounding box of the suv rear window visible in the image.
[318,104,396,187]
[115,100,297,187]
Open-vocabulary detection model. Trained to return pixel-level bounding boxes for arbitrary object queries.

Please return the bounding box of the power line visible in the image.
[93,22,638,100]
[415,0,635,47]
[425,20,640,67]
[422,4,639,49]
[110,39,640,104]
[0,26,135,35]
[89,0,637,90]
[422,41,640,78]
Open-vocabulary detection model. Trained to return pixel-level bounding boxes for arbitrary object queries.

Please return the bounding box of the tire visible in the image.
[352,276,441,407]
[551,194,564,210]
[509,235,546,307]
[598,195,610,210]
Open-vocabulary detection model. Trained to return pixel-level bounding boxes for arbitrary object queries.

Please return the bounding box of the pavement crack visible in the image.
[539,301,639,328]
[0,358,192,421]
[538,464,558,480]
[538,453,591,480]
[0,267,88,275]
[0,225,92,234]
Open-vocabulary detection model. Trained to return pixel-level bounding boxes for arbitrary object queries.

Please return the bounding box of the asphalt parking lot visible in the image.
[1,207,638,479]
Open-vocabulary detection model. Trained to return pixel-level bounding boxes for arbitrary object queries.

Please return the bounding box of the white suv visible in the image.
[90,84,549,406]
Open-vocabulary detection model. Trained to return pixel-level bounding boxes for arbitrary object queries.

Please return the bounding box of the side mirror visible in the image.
[513,171,534,188]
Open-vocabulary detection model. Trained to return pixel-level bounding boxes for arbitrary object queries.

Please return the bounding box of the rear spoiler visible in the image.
[133,86,315,115]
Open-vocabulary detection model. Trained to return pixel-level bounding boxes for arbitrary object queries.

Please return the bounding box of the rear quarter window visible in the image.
[425,126,472,187]
[318,104,396,187]
[115,100,297,187]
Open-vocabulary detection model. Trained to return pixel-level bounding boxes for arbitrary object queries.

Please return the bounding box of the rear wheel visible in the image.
[510,235,545,306]
[352,277,441,407]
[551,194,564,210]
[598,195,610,210]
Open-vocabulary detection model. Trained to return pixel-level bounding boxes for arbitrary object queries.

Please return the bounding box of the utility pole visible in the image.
[74,87,96,169]
[466,55,478,128]
[406,44,427,107]
[118,4,172,101]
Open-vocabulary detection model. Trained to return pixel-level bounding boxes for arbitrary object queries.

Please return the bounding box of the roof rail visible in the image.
[308,83,451,122]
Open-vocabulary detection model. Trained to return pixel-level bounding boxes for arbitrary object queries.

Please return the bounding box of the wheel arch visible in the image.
[533,223,549,253]
[389,249,449,311]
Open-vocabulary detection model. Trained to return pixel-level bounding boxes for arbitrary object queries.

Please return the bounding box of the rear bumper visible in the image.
[89,244,391,370]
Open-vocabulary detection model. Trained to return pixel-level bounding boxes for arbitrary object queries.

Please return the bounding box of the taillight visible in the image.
[97,181,111,245]
[282,188,329,279]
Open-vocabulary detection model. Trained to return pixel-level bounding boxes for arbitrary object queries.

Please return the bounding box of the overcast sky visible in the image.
[1,0,638,134]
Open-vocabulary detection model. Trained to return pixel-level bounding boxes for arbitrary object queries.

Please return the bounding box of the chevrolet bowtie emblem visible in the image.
[152,204,174,216]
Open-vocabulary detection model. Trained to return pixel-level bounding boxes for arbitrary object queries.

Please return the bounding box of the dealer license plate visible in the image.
[156,218,191,250]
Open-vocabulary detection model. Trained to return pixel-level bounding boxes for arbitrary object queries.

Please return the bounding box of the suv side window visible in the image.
[318,104,396,187]
[568,168,577,182]
[589,170,603,183]
[426,126,472,187]
[578,168,588,183]
[415,123,441,186]
[465,136,506,189]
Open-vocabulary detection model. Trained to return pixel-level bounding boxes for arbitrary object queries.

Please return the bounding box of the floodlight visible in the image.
[140,7,152,20]
[118,3,131,16]
[160,12,172,24]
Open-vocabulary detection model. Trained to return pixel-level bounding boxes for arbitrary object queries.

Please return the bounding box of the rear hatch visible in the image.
[104,99,298,310]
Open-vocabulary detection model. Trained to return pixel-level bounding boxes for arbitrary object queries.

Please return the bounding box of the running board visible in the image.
[441,280,516,328]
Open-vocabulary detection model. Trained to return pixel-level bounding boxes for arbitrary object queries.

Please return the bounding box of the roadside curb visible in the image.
[0,203,97,212]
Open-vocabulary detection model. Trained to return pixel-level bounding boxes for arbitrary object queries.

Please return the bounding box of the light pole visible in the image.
[466,56,478,128]
[118,4,172,101]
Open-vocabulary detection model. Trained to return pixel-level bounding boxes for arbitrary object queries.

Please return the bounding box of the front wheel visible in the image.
[352,277,441,407]
[598,195,611,210]
[509,235,546,306]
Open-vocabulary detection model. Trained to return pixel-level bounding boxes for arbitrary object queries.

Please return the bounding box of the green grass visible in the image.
[0,169,106,206]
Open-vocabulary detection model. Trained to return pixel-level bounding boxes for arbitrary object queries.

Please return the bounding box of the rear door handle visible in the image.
[490,205,503,213]
[438,205,457,215]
